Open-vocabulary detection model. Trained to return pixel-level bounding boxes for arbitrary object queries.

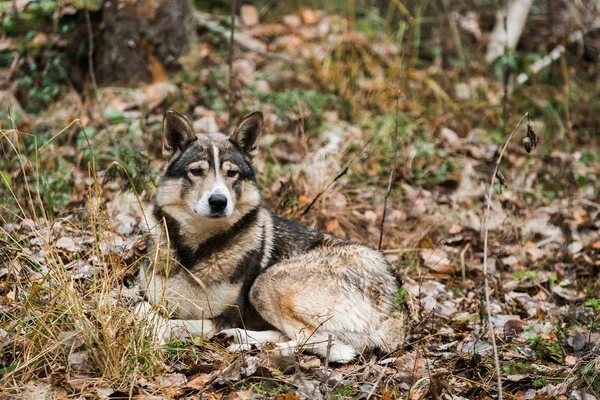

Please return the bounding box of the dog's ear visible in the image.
[163,110,196,158]
[231,111,263,158]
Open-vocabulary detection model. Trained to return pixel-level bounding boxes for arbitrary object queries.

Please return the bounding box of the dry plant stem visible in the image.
[323,333,332,397]
[501,3,509,138]
[228,0,237,125]
[378,20,409,249]
[84,0,99,101]
[559,37,574,147]
[483,112,528,400]
[378,94,399,249]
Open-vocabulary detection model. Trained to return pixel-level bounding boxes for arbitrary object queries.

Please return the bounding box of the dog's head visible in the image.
[155,110,262,226]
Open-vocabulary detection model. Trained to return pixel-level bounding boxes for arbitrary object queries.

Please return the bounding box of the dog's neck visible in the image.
[152,205,261,267]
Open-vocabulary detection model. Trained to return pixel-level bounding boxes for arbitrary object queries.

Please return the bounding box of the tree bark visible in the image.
[95,0,196,85]
[485,0,534,63]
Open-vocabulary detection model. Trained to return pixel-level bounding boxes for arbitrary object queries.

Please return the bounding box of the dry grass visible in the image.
[0,120,168,393]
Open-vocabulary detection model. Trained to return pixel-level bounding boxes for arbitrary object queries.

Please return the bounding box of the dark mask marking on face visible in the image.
[164,145,209,179]
[222,145,256,181]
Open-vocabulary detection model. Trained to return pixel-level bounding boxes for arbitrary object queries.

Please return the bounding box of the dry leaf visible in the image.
[55,236,78,252]
[240,5,259,26]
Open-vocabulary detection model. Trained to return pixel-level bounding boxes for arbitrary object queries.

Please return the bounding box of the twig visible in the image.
[453,376,518,399]
[501,1,509,139]
[378,19,410,250]
[366,365,386,400]
[84,0,98,97]
[227,0,237,125]
[195,12,299,64]
[459,242,470,283]
[299,139,372,217]
[482,112,529,400]
[559,37,575,147]
[378,94,400,250]
[323,333,332,397]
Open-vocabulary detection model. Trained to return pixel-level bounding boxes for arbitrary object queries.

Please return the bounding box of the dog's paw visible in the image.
[275,341,298,358]
[226,343,253,353]
[328,343,356,363]
[215,328,242,343]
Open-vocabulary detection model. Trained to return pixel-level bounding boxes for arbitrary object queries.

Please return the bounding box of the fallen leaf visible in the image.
[448,224,463,234]
[552,286,585,301]
[440,127,461,148]
[504,319,526,337]
[565,355,578,366]
[240,5,259,26]
[277,394,301,400]
[55,236,78,252]
[282,15,302,29]
[300,8,320,24]
[185,373,213,390]
[460,339,493,355]
[420,248,453,275]
[68,351,95,374]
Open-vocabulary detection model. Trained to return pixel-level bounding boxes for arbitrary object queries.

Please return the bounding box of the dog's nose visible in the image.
[208,194,228,212]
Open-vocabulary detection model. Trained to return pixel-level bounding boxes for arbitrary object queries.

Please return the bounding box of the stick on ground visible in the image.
[482,112,529,400]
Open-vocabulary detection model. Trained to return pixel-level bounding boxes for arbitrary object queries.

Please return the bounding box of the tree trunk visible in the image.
[95,0,196,85]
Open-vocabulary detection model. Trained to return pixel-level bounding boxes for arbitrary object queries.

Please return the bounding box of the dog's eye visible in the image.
[189,168,203,177]
[226,169,238,178]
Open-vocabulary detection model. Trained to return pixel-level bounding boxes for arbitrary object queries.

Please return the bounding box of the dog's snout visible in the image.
[208,194,228,212]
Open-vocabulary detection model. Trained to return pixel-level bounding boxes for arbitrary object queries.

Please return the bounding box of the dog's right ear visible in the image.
[163,110,196,158]
[231,111,263,159]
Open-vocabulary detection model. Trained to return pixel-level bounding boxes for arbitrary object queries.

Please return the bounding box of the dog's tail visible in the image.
[376,312,406,353]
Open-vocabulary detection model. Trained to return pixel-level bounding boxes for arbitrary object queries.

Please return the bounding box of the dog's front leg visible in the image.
[135,301,216,344]
[167,318,216,341]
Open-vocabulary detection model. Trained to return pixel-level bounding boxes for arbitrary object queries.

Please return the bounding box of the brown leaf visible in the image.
[504,319,526,337]
[157,372,187,388]
[282,15,302,29]
[145,82,179,109]
[149,55,168,83]
[240,5,259,26]
[56,236,78,252]
[448,224,463,234]
[227,390,256,400]
[552,286,585,301]
[420,248,453,275]
[68,351,95,374]
[185,373,214,390]
[440,127,461,148]
[277,394,301,400]
[300,8,320,25]
[418,234,435,249]
[325,218,339,233]
[565,355,578,366]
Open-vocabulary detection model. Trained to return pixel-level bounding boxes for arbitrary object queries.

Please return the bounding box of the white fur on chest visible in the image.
[140,267,241,320]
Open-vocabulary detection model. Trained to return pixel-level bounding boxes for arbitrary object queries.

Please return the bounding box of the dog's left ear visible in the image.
[231,111,263,158]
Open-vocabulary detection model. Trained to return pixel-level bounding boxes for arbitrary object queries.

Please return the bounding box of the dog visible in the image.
[138,110,405,363]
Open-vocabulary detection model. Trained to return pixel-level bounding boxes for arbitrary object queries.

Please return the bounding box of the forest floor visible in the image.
[1,4,600,400]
